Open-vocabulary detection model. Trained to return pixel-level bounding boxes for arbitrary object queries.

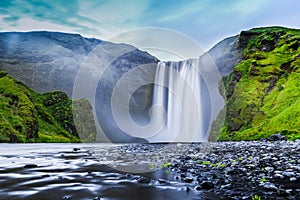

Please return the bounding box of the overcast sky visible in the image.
[1,0,300,59]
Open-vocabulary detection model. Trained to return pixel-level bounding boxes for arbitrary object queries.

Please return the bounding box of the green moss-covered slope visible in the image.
[0,70,96,143]
[218,27,300,141]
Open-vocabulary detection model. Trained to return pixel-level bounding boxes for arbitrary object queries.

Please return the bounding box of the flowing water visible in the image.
[149,60,206,143]
[0,143,216,200]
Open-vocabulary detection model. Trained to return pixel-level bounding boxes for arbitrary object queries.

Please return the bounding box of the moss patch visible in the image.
[0,70,96,143]
[217,27,300,141]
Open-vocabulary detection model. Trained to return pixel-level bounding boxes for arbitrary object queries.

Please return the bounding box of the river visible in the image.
[0,143,214,200]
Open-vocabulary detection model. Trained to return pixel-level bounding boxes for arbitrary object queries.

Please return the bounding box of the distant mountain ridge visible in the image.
[0,31,101,95]
[0,31,158,143]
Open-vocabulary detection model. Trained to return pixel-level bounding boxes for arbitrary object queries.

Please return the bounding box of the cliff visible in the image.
[213,27,300,141]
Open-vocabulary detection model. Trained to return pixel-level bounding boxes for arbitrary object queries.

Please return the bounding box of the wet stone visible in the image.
[194,185,202,191]
[201,181,214,190]
[274,174,284,179]
[125,174,133,179]
[137,177,151,184]
[186,187,190,192]
[182,177,194,183]
[158,179,167,184]
[290,177,297,182]
[262,182,278,191]
[282,172,295,177]
[24,164,38,169]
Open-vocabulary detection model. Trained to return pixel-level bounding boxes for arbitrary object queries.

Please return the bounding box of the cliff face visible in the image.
[1,28,299,142]
[0,31,159,143]
[0,31,101,95]
[0,70,96,143]
[215,27,300,141]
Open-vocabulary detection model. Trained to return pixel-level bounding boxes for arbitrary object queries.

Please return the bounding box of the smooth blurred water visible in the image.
[0,144,213,200]
[150,60,204,142]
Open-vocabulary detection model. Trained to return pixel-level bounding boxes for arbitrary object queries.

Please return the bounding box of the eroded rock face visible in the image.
[217,27,300,141]
[202,35,242,76]
[0,31,101,95]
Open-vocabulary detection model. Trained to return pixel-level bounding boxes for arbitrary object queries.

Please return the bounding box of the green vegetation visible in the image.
[259,178,267,183]
[217,27,300,141]
[162,162,172,168]
[252,194,261,200]
[195,160,227,168]
[201,161,211,165]
[0,70,96,143]
[149,163,155,169]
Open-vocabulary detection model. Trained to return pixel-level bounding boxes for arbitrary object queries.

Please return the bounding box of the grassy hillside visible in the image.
[0,70,96,143]
[217,27,300,141]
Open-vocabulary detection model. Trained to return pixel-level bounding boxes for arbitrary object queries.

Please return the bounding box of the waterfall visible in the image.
[149,59,207,143]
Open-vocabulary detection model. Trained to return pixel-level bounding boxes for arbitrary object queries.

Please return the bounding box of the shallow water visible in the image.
[0,144,216,200]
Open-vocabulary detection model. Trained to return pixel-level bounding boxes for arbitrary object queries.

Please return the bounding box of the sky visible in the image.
[1,0,300,59]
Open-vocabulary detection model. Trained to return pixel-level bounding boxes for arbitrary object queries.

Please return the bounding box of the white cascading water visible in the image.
[149,60,204,143]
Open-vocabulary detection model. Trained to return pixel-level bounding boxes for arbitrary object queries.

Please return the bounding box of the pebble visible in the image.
[201,181,214,190]
[274,174,284,179]
[158,179,167,184]
[194,185,202,191]
[262,183,278,191]
[290,177,297,182]
[182,177,194,183]
[137,177,151,184]
[282,172,295,177]
[122,140,300,199]
[23,164,38,169]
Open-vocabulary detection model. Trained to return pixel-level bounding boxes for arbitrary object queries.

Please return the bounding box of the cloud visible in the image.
[0,0,300,52]
[0,0,103,36]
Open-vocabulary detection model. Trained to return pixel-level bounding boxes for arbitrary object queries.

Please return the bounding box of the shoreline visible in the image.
[0,141,299,199]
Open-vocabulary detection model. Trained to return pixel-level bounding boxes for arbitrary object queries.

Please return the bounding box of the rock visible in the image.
[262,183,278,191]
[73,148,80,151]
[24,164,38,169]
[265,167,274,172]
[182,177,194,183]
[125,174,133,179]
[137,177,151,184]
[225,168,243,175]
[260,138,267,142]
[201,181,214,190]
[186,187,190,192]
[221,184,232,189]
[267,134,287,141]
[194,185,202,191]
[290,177,297,182]
[274,174,284,179]
[282,171,295,177]
[158,179,167,184]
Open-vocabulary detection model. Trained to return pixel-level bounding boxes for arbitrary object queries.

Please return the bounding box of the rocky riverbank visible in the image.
[163,140,300,199]
[115,138,300,199]
[0,141,299,200]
